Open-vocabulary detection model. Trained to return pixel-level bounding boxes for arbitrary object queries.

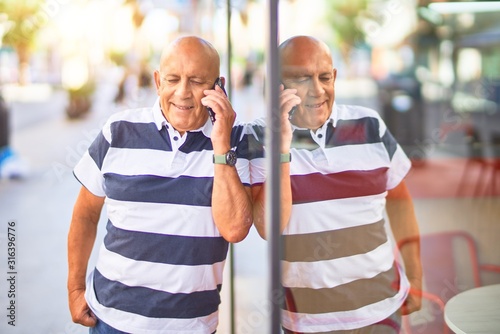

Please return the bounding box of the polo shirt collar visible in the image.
[153,98,167,131]
[152,98,212,137]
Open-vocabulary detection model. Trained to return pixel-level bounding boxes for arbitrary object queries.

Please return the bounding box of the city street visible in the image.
[1,77,499,333]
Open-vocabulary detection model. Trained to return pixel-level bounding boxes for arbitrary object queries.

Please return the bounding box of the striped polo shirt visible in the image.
[248,103,412,333]
[74,99,250,333]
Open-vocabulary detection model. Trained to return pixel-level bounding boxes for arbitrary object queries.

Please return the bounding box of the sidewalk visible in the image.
[0,81,139,333]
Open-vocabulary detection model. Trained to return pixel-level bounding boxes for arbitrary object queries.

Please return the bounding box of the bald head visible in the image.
[279,35,333,69]
[159,36,220,75]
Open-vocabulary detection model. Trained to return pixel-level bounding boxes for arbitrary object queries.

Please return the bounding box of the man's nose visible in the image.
[308,78,324,97]
[175,80,193,98]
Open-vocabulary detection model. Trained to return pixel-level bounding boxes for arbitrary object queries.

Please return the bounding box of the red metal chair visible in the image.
[400,231,500,334]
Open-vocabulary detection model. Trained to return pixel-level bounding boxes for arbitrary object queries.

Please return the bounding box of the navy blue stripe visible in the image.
[250,123,265,142]
[176,125,247,154]
[252,117,382,153]
[179,131,212,152]
[88,131,110,170]
[104,174,213,206]
[230,124,246,146]
[293,129,319,150]
[93,269,222,319]
[247,124,267,159]
[249,124,317,158]
[245,133,265,159]
[382,128,398,160]
[223,124,251,159]
[104,220,229,265]
[233,128,255,160]
[110,121,172,151]
[325,117,381,148]
[291,168,388,204]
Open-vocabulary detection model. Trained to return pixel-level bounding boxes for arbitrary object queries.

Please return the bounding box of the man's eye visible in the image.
[293,77,308,83]
[191,80,203,85]
[321,76,332,82]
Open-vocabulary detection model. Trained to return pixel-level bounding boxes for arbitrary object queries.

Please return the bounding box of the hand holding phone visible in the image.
[288,106,297,120]
[207,78,227,124]
[282,83,298,120]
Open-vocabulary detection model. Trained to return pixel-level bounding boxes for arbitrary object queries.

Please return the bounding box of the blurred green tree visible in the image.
[0,0,44,85]
[325,0,369,75]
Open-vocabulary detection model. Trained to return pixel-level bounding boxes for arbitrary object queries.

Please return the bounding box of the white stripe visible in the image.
[249,157,266,184]
[73,151,105,197]
[282,266,410,332]
[250,142,394,181]
[106,199,221,237]
[85,272,219,334]
[283,194,387,235]
[102,147,214,177]
[236,157,251,185]
[282,240,395,289]
[289,142,392,175]
[95,246,224,294]
[387,146,412,189]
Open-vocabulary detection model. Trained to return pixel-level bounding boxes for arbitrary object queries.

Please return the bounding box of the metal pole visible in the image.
[226,0,233,101]
[226,1,236,334]
[265,0,282,333]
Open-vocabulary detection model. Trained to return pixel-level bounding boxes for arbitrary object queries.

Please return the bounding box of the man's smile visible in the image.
[172,103,194,110]
[305,101,327,109]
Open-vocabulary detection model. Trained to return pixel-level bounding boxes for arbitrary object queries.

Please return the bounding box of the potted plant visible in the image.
[65,80,95,119]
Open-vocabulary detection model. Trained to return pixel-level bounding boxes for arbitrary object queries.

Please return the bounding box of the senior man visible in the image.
[250,35,422,334]
[67,36,252,334]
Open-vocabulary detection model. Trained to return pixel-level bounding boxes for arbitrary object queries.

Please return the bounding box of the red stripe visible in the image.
[291,168,389,204]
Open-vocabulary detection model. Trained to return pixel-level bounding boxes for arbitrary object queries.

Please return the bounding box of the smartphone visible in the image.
[288,106,297,120]
[207,77,227,124]
[282,83,297,120]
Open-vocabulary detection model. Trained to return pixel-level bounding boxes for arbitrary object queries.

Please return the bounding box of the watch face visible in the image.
[226,150,237,166]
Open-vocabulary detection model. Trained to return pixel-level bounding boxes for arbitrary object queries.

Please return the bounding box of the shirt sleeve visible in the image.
[231,122,251,186]
[73,122,111,197]
[245,119,266,186]
[379,117,412,190]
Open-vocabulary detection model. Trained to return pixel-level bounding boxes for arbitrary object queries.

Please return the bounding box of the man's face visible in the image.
[281,46,336,131]
[154,45,218,135]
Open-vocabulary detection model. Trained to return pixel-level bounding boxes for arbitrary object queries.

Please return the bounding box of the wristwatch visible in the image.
[280,153,292,163]
[213,150,238,167]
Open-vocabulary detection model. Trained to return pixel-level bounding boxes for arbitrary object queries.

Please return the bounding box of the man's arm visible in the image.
[252,85,297,239]
[67,186,105,327]
[251,162,292,239]
[386,180,422,315]
[204,84,253,243]
[212,167,253,243]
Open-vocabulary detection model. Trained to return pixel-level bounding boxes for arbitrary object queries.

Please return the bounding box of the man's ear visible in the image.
[333,68,338,82]
[153,70,161,93]
[220,76,226,88]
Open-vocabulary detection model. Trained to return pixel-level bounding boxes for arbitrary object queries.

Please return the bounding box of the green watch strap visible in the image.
[213,154,227,164]
[280,153,291,163]
[213,150,237,166]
